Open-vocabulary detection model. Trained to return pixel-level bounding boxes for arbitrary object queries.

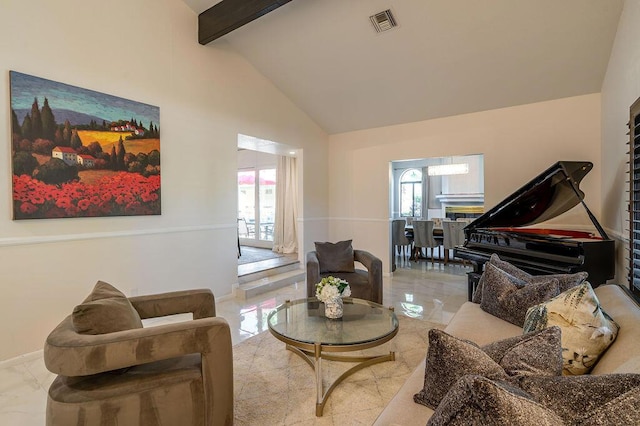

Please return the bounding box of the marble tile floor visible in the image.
[0,258,469,425]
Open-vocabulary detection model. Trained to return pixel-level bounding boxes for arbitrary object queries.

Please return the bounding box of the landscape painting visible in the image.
[10,71,160,219]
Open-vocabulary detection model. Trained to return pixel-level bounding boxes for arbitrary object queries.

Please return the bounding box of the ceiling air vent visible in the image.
[370,9,398,33]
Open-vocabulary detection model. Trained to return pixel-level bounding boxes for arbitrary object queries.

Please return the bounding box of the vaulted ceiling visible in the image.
[183,0,624,135]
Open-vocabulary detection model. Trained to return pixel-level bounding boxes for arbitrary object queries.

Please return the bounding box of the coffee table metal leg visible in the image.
[315,342,323,416]
[285,343,396,417]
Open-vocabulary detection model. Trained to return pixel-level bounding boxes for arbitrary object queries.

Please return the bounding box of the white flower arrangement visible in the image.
[315,276,351,302]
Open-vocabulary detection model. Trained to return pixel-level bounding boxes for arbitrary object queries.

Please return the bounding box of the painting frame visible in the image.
[10,71,161,220]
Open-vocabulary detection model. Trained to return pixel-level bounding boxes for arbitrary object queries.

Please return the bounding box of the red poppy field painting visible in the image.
[9,71,161,219]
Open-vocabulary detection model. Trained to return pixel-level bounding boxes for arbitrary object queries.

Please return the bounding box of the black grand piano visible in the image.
[454,161,615,301]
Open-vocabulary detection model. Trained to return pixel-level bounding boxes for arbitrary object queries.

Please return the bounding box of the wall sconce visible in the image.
[427,163,469,176]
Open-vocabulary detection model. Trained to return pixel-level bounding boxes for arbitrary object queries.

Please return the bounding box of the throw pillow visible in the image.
[513,374,640,425]
[480,263,560,326]
[72,281,143,335]
[314,240,355,273]
[427,375,564,426]
[482,326,563,377]
[413,327,563,409]
[79,280,130,303]
[523,282,619,375]
[472,254,529,303]
[529,271,588,293]
[472,253,587,303]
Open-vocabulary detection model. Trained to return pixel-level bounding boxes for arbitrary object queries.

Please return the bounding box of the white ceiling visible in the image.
[183,0,624,135]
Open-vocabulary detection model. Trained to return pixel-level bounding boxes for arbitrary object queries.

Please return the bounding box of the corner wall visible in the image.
[0,0,329,361]
[601,0,640,282]
[328,94,603,273]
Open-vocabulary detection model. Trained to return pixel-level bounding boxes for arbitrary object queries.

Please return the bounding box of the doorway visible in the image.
[237,168,276,247]
[236,134,301,274]
[389,154,484,270]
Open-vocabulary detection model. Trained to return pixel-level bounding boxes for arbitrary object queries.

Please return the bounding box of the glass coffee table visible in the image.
[267,297,399,416]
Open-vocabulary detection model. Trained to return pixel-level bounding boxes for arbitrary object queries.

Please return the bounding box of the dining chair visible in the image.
[392,219,413,259]
[237,218,255,238]
[412,220,440,263]
[442,220,466,264]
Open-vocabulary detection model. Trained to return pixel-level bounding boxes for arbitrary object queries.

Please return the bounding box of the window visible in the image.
[238,170,256,225]
[628,97,640,300]
[400,168,422,217]
[238,168,276,242]
[258,169,276,241]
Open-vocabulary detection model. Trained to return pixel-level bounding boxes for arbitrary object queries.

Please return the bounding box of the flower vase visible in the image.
[324,297,344,319]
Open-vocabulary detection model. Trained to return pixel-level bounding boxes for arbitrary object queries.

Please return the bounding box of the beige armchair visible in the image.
[44,284,233,426]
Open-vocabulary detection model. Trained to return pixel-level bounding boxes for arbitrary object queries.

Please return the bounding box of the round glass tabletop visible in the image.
[267,297,398,347]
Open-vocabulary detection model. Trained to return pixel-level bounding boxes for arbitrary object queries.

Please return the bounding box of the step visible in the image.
[236,267,305,300]
[238,260,300,284]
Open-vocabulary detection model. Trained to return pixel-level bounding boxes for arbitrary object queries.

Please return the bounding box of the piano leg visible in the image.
[466,260,485,301]
[467,272,482,301]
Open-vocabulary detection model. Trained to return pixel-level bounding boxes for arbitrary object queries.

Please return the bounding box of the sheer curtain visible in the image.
[272,155,298,254]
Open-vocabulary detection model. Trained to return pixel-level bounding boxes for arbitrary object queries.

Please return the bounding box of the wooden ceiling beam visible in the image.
[198,0,293,45]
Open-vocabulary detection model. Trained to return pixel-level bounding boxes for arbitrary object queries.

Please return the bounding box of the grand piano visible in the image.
[454,161,615,300]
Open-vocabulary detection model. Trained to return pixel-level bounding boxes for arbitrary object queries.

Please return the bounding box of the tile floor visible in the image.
[0,257,470,425]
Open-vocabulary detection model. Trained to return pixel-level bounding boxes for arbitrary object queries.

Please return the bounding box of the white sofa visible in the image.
[373,284,640,425]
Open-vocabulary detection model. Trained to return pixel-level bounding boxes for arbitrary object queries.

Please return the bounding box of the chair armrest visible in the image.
[306,251,321,297]
[129,289,215,319]
[354,249,379,271]
[355,250,383,303]
[44,315,231,377]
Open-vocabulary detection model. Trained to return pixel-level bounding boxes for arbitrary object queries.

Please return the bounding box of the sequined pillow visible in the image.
[472,253,587,303]
[480,263,560,327]
[427,375,564,426]
[529,271,588,293]
[514,374,640,424]
[472,254,529,303]
[482,327,563,377]
[413,327,563,409]
[523,282,619,375]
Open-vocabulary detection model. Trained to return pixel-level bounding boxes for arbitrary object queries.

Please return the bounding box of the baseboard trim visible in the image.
[0,349,43,368]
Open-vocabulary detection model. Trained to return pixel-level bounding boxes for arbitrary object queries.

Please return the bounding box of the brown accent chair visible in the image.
[44,285,233,426]
[306,240,383,304]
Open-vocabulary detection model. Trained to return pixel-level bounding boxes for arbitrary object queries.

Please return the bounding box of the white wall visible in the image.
[237,150,277,170]
[328,94,603,273]
[0,0,329,361]
[442,155,484,196]
[601,0,640,281]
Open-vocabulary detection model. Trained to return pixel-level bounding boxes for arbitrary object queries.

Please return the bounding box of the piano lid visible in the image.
[469,161,604,233]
